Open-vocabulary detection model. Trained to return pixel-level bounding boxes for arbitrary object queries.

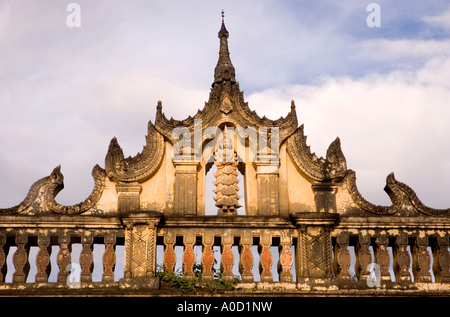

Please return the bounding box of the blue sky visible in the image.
[1,0,450,210]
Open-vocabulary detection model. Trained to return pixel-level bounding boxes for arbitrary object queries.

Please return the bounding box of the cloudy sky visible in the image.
[1,0,450,211]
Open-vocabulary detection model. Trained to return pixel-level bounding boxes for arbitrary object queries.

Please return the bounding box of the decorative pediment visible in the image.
[154,14,298,153]
[286,124,347,182]
[155,81,298,152]
[105,120,164,183]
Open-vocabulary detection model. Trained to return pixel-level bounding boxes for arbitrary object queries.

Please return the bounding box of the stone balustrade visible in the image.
[156,216,296,285]
[0,213,449,295]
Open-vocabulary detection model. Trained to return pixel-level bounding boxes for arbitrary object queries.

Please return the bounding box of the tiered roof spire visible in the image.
[213,10,236,87]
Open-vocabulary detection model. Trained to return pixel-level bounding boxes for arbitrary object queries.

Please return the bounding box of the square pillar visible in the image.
[254,154,279,216]
[312,183,338,213]
[120,212,163,289]
[116,183,142,216]
[173,160,199,215]
[292,212,339,283]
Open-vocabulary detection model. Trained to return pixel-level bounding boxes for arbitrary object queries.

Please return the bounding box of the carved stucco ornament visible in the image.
[220,95,233,114]
[345,169,450,216]
[0,165,106,215]
[287,124,347,182]
[213,127,241,214]
[105,120,164,183]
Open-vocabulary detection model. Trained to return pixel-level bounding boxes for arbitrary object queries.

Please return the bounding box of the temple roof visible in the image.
[154,12,298,147]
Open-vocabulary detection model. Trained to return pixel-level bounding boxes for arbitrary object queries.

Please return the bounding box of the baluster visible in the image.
[35,234,51,283]
[433,234,450,283]
[163,235,176,274]
[239,233,254,282]
[0,231,6,283]
[394,232,411,282]
[413,235,432,282]
[201,234,214,282]
[13,231,30,283]
[57,233,71,283]
[183,234,195,278]
[334,232,351,279]
[375,234,390,281]
[102,233,116,282]
[355,233,371,282]
[278,235,293,282]
[79,233,93,283]
[221,235,234,281]
[259,235,273,282]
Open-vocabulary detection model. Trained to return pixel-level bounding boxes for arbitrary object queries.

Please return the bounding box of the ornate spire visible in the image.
[213,10,236,87]
[218,10,229,38]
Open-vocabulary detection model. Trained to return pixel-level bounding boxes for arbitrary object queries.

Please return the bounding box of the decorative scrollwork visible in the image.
[345,169,450,217]
[286,125,347,181]
[0,165,106,215]
[105,120,165,183]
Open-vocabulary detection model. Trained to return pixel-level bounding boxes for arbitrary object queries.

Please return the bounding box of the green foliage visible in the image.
[156,264,240,294]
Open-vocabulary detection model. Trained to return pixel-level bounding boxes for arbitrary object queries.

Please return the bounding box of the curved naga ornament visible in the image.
[105,120,165,183]
[345,169,450,217]
[0,165,106,215]
[286,125,347,181]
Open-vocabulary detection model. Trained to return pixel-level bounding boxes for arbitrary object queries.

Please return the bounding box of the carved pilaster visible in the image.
[173,160,199,215]
[130,225,151,277]
[116,184,142,216]
[292,212,338,281]
[123,222,132,279]
[254,155,279,216]
[121,212,162,288]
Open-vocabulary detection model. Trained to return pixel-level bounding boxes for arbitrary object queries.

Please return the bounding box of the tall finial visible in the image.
[213,10,235,86]
[218,10,229,38]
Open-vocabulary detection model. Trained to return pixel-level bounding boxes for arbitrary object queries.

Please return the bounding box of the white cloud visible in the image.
[355,39,450,63]
[247,44,450,208]
[422,8,450,31]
